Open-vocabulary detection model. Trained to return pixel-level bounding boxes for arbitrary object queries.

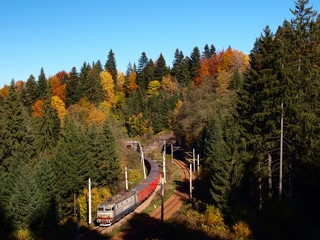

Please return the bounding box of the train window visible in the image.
[106,208,112,212]
[98,207,104,212]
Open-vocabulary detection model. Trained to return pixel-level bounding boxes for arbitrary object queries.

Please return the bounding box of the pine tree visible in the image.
[33,87,60,155]
[180,56,193,87]
[0,81,34,206]
[37,67,47,99]
[88,123,120,187]
[22,74,38,109]
[190,47,201,80]
[84,63,104,105]
[105,50,118,91]
[53,118,93,217]
[204,110,232,210]
[171,49,184,83]
[137,52,148,74]
[65,67,81,107]
[154,53,169,81]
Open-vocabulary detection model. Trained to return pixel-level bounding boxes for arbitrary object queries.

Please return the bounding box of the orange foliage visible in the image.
[15,81,25,91]
[161,75,178,94]
[194,48,249,87]
[55,71,67,81]
[126,71,138,94]
[0,85,9,98]
[194,56,219,86]
[86,104,106,126]
[50,75,66,102]
[31,100,44,118]
[51,96,66,124]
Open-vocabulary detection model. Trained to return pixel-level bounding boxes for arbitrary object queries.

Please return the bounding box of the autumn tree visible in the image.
[126,71,138,94]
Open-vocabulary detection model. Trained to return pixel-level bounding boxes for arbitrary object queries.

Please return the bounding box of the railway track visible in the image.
[81,158,191,240]
[110,159,191,240]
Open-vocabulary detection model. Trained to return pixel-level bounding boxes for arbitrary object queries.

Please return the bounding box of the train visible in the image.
[96,156,160,227]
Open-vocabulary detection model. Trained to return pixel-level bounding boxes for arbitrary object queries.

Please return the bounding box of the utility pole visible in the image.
[171,143,173,163]
[163,150,166,184]
[161,172,164,222]
[197,154,200,172]
[193,148,196,172]
[141,150,146,179]
[279,102,284,201]
[189,163,192,199]
[88,178,92,225]
[125,166,128,191]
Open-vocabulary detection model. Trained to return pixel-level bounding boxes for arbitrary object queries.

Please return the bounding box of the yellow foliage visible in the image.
[147,80,161,96]
[173,99,183,116]
[51,96,66,124]
[232,221,252,239]
[205,205,225,229]
[78,97,91,108]
[216,70,233,95]
[86,105,106,126]
[117,71,126,91]
[13,228,33,240]
[126,113,151,136]
[78,187,112,223]
[126,71,138,94]
[99,100,112,116]
[100,71,116,105]
[161,75,178,94]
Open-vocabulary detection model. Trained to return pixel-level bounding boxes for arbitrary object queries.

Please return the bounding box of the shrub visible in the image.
[232,221,252,240]
[204,205,225,229]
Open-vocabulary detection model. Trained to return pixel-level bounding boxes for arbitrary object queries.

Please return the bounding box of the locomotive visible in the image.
[96,156,160,226]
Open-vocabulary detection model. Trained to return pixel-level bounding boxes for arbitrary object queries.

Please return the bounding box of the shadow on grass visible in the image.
[107,212,217,240]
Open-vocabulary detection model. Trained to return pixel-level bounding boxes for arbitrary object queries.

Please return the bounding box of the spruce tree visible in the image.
[88,123,120,187]
[65,67,81,107]
[105,49,118,90]
[33,87,60,155]
[154,53,169,81]
[83,63,104,105]
[171,49,184,83]
[53,118,93,217]
[190,47,201,80]
[37,67,47,99]
[204,110,232,210]
[22,74,38,109]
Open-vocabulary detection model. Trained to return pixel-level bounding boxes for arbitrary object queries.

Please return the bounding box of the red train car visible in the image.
[97,155,160,226]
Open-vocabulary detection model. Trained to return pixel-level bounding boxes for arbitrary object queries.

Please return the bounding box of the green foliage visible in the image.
[105,49,118,91]
[53,118,93,217]
[154,53,169,81]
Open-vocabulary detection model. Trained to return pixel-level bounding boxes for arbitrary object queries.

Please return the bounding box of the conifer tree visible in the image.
[84,63,104,105]
[171,49,184,83]
[0,82,34,206]
[105,50,118,91]
[88,123,120,187]
[53,118,93,217]
[154,53,169,81]
[22,74,38,109]
[65,67,81,107]
[37,67,47,99]
[190,47,201,80]
[204,110,232,210]
[33,87,60,155]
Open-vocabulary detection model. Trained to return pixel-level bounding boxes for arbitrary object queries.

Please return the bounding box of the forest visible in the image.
[1,1,320,239]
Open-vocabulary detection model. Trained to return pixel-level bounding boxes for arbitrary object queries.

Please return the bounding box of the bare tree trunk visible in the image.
[258,162,262,210]
[268,153,272,198]
[279,102,284,201]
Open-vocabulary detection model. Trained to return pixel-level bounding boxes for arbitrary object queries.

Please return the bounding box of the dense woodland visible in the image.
[1,1,320,239]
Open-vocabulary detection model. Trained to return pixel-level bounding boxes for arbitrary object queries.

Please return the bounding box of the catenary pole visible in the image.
[88,178,92,225]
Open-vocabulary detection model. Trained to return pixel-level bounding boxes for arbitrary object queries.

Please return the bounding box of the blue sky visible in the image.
[0,0,319,87]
